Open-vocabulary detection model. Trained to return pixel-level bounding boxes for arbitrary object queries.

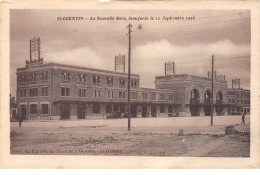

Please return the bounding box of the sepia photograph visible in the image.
[0,0,259,169]
[9,9,251,157]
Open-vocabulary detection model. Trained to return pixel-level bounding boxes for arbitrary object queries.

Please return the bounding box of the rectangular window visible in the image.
[169,94,174,101]
[41,72,48,81]
[41,87,48,96]
[107,77,113,85]
[160,94,166,101]
[30,74,38,82]
[41,104,48,114]
[82,89,86,97]
[131,91,138,99]
[119,91,126,99]
[66,88,70,96]
[61,87,70,96]
[61,73,70,82]
[30,104,37,114]
[29,88,38,97]
[92,103,100,114]
[20,89,26,98]
[119,79,125,86]
[131,80,137,87]
[93,89,101,98]
[78,88,86,97]
[78,89,81,97]
[61,87,65,96]
[20,75,27,83]
[77,75,86,83]
[107,90,114,99]
[93,75,100,84]
[151,93,156,101]
[142,93,147,100]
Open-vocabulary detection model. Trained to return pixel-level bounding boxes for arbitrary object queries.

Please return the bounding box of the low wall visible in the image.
[178,112,191,117]
[157,114,169,118]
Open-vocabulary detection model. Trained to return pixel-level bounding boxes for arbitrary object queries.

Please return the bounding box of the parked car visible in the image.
[231,111,241,115]
[106,111,123,119]
[168,112,178,117]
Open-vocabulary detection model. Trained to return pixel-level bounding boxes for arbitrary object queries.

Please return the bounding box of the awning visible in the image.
[53,100,175,106]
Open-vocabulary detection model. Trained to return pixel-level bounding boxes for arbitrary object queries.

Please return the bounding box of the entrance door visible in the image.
[204,106,211,116]
[106,104,112,114]
[77,104,85,119]
[216,106,223,116]
[119,105,125,113]
[151,105,156,117]
[142,105,147,117]
[114,104,119,112]
[60,103,70,119]
[130,104,137,117]
[190,106,199,116]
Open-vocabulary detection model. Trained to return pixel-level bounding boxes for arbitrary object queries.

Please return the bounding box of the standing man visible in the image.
[241,112,246,125]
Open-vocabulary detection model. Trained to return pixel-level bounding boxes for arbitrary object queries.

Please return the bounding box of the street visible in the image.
[10,115,250,157]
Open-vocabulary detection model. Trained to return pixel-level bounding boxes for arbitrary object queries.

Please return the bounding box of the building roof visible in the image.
[155,74,226,82]
[17,62,140,78]
[139,87,174,93]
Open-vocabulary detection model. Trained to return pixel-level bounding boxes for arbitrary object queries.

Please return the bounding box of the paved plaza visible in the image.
[10,115,250,157]
[11,115,250,128]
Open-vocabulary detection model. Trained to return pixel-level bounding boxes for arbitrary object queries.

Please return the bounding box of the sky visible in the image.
[10,9,251,96]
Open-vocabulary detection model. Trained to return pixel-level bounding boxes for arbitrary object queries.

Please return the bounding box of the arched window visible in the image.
[190,89,200,104]
[204,90,211,104]
[216,91,223,104]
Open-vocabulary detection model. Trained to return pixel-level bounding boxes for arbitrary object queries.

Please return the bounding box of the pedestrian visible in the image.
[15,114,22,127]
[241,113,246,125]
[16,112,25,127]
[121,112,125,119]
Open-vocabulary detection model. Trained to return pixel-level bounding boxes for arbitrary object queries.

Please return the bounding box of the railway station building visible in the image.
[16,59,175,120]
[15,37,250,119]
[155,72,229,116]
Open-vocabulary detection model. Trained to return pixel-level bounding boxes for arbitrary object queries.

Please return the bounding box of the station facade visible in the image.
[15,38,250,119]
[155,73,229,116]
[16,60,175,120]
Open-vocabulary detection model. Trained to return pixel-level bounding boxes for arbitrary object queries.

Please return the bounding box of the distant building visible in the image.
[10,95,17,118]
[227,79,250,115]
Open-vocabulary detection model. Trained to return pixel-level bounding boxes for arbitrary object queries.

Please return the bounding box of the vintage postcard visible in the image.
[0,0,260,169]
